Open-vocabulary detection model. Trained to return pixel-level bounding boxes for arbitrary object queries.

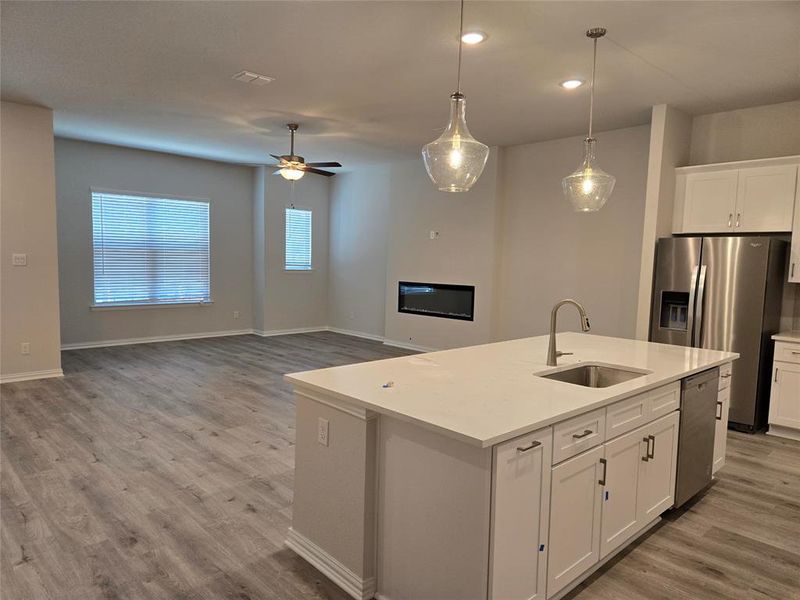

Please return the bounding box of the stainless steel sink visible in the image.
[537,364,648,388]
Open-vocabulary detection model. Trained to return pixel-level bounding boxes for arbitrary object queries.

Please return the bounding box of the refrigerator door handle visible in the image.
[694,266,707,348]
[687,266,699,347]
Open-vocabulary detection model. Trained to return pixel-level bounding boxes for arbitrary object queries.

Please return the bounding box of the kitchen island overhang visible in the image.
[284,333,738,600]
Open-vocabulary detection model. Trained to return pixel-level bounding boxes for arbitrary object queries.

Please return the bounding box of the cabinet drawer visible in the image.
[552,408,606,464]
[774,342,800,365]
[718,362,733,390]
[605,394,649,440]
[648,382,681,420]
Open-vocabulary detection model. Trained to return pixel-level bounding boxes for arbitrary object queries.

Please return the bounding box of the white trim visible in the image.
[253,326,327,337]
[61,329,253,350]
[285,528,376,600]
[0,369,64,384]
[382,338,437,353]
[675,154,800,174]
[90,186,210,204]
[90,301,213,311]
[295,387,371,421]
[327,327,385,343]
[767,424,800,442]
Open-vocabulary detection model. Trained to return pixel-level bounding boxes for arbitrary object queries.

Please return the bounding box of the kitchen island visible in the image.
[284,333,737,600]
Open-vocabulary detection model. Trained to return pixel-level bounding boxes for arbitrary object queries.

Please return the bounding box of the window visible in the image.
[91,191,210,306]
[285,207,312,270]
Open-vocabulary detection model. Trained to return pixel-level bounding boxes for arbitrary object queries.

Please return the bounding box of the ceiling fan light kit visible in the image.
[422,0,489,193]
[267,123,342,180]
[562,27,616,212]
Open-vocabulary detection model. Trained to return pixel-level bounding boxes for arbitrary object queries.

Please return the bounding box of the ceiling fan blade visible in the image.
[301,166,336,177]
[270,154,288,162]
[304,161,342,168]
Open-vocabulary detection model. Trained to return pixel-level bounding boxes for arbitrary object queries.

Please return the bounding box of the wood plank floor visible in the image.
[1,332,798,600]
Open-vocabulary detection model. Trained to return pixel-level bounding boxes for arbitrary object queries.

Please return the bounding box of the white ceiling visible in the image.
[2,1,798,169]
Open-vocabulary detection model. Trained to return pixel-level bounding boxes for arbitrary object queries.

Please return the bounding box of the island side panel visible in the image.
[289,390,377,598]
[377,416,493,600]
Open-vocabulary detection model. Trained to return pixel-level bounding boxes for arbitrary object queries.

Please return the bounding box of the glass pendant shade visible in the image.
[279,167,304,181]
[422,93,489,192]
[562,138,616,212]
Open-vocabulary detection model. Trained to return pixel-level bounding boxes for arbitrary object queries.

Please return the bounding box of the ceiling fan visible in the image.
[267,123,342,180]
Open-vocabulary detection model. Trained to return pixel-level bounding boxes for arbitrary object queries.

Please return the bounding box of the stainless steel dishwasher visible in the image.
[674,367,720,508]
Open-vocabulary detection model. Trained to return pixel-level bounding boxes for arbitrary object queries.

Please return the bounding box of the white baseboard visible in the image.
[0,368,64,384]
[285,528,376,600]
[61,329,254,350]
[253,326,328,337]
[382,338,436,353]
[767,425,800,442]
[327,327,385,343]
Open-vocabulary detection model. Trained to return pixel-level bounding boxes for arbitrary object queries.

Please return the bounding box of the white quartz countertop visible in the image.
[773,331,800,343]
[285,333,738,448]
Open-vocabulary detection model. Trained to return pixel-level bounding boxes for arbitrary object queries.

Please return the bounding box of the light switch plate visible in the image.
[12,253,27,266]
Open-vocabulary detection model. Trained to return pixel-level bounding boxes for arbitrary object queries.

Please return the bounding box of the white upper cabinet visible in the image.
[736,165,798,232]
[681,170,739,233]
[674,157,799,235]
[790,179,800,283]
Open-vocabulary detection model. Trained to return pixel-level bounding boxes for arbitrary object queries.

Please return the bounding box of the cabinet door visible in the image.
[547,446,603,598]
[713,386,730,474]
[769,362,800,430]
[790,175,800,283]
[735,165,797,232]
[600,427,646,559]
[490,427,553,600]
[682,170,738,233]
[638,411,680,522]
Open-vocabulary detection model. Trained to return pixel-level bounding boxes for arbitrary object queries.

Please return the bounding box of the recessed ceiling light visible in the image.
[461,31,487,45]
[232,70,276,86]
[560,79,585,90]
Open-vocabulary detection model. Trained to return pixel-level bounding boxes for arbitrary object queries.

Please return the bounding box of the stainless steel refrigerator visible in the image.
[650,236,787,432]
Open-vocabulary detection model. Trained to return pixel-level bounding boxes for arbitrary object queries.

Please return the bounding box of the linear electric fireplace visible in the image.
[398,281,474,321]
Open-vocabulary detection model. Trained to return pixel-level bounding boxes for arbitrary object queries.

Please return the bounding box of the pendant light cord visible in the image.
[456,0,464,94]
[588,36,597,140]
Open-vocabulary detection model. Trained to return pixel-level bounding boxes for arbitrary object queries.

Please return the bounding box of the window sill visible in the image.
[284,268,315,273]
[91,301,214,312]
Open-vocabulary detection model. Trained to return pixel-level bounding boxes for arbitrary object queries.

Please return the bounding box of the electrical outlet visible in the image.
[12,253,27,266]
[317,417,329,447]
[20,342,30,355]
[429,230,440,240]
[233,311,240,319]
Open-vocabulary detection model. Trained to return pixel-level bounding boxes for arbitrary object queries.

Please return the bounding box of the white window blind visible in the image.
[285,207,312,270]
[91,191,210,306]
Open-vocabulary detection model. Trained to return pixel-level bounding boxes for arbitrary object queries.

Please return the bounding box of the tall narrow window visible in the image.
[91,191,211,306]
[285,207,312,270]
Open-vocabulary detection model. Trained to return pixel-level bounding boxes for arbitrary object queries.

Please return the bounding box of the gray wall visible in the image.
[329,167,392,339]
[54,138,254,346]
[690,100,800,165]
[0,102,62,379]
[253,166,330,333]
[495,125,651,341]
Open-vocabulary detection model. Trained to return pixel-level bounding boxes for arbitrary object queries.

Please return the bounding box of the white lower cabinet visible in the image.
[637,412,680,522]
[490,427,553,600]
[547,446,604,597]
[713,386,731,474]
[547,411,680,598]
[769,361,800,430]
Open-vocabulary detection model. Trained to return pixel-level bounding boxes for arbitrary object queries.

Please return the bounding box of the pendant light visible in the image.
[562,27,616,212]
[422,0,489,193]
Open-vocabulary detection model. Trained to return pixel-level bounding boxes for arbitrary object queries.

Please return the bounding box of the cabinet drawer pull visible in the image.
[792,263,796,278]
[642,437,650,462]
[775,368,779,384]
[791,351,800,356]
[572,429,593,440]
[735,213,741,228]
[716,401,723,420]
[517,440,541,453]
[727,213,732,228]
[648,434,656,459]
[720,373,732,379]
[598,458,607,486]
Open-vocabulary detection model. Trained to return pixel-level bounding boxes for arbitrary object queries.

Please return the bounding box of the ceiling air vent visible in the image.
[231,70,275,86]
